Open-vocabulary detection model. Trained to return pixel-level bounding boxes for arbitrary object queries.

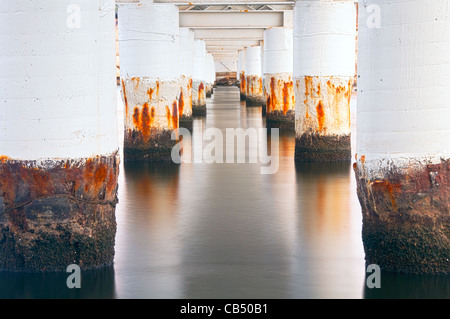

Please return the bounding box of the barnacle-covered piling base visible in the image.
[0,153,120,272]
[353,158,450,274]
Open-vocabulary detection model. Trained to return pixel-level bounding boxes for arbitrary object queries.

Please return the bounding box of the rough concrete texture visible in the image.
[354,158,450,274]
[294,75,353,161]
[0,153,120,272]
[192,80,207,116]
[246,75,264,106]
[264,73,295,129]
[239,72,247,101]
[121,77,180,161]
[179,76,193,130]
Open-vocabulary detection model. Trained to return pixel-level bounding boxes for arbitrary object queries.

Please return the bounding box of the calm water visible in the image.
[0,86,448,299]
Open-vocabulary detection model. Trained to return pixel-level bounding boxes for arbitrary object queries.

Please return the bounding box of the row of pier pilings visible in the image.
[0,0,448,275]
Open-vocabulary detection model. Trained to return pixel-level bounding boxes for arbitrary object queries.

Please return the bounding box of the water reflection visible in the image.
[364,271,450,299]
[113,161,182,298]
[0,87,448,299]
[0,266,115,299]
[290,161,366,298]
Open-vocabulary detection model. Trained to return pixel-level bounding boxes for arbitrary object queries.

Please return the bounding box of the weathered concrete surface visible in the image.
[239,71,247,101]
[122,77,180,161]
[179,76,193,130]
[264,73,295,129]
[192,80,207,116]
[294,76,353,161]
[354,158,450,274]
[0,153,120,272]
[246,75,264,106]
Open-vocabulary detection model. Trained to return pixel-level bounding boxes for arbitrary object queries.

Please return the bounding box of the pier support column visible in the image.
[293,1,356,161]
[192,40,207,116]
[245,46,264,106]
[0,0,119,271]
[205,53,215,98]
[263,27,295,129]
[238,50,247,101]
[179,28,194,129]
[119,4,180,161]
[355,0,449,274]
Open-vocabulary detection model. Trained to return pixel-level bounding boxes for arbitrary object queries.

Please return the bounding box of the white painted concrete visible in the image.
[0,0,118,160]
[179,27,195,77]
[357,0,450,171]
[245,46,262,77]
[293,0,356,77]
[193,40,207,82]
[238,50,246,76]
[118,3,180,81]
[263,27,293,75]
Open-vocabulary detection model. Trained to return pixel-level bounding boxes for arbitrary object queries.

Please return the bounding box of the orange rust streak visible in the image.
[179,91,184,117]
[282,81,294,115]
[140,103,152,139]
[131,77,140,90]
[0,156,10,163]
[316,100,325,132]
[198,83,204,97]
[147,88,154,100]
[269,77,276,113]
[133,104,154,140]
[121,79,128,117]
[132,107,140,128]
[172,101,179,129]
[371,180,402,211]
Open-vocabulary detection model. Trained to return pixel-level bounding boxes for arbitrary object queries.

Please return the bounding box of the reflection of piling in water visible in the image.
[0,1,119,272]
[119,4,180,161]
[293,1,356,162]
[355,0,450,275]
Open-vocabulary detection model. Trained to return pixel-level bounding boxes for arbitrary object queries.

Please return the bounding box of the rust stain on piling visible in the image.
[316,100,325,132]
[147,88,154,100]
[132,103,155,141]
[131,77,140,90]
[179,91,184,117]
[371,180,402,212]
[0,156,10,163]
[166,102,179,130]
[240,72,246,94]
[267,76,294,115]
[198,83,204,97]
[121,79,129,116]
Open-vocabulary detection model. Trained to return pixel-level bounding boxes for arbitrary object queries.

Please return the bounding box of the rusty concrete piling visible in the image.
[179,28,195,130]
[245,46,265,106]
[205,53,215,98]
[119,4,181,161]
[293,1,356,162]
[238,50,247,101]
[192,40,207,116]
[0,0,119,271]
[263,28,295,129]
[355,0,450,274]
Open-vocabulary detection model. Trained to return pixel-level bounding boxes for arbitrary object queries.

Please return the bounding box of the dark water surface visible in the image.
[0,87,448,299]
